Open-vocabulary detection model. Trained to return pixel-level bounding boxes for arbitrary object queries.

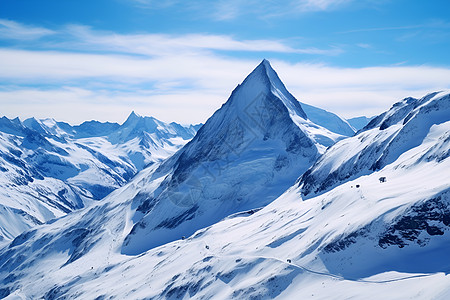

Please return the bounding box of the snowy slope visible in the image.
[299,91,450,198]
[0,90,449,299]
[121,59,348,254]
[0,114,198,243]
[0,58,351,267]
[300,102,356,136]
[347,116,374,131]
[0,130,86,244]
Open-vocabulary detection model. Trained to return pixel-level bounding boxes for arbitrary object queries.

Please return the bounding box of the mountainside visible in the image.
[0,90,449,299]
[0,114,198,243]
[0,129,85,244]
[1,59,448,299]
[299,91,449,198]
[300,102,356,136]
[121,59,348,254]
[347,116,374,131]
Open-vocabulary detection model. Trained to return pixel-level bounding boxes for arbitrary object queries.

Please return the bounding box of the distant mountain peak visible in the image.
[123,111,142,125]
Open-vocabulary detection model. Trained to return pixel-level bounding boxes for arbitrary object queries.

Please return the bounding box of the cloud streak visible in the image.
[1,47,449,124]
[338,20,450,34]
[0,19,55,40]
[130,0,355,20]
[0,20,449,125]
[293,0,353,12]
[210,0,355,20]
[63,25,342,56]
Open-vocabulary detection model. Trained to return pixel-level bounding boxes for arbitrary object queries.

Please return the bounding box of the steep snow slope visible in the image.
[0,91,449,299]
[300,102,355,136]
[121,59,347,254]
[299,91,450,198]
[72,121,120,138]
[0,130,85,244]
[0,114,198,243]
[347,116,374,131]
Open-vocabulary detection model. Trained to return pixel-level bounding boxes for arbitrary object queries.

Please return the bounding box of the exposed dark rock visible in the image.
[379,196,450,248]
[323,227,369,253]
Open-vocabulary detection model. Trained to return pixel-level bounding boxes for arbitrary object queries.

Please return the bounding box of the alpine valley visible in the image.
[0,60,449,300]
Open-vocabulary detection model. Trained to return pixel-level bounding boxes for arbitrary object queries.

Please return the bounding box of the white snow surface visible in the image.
[346,116,374,131]
[0,114,198,243]
[120,59,348,254]
[0,89,449,299]
[300,102,356,137]
[1,60,449,299]
[299,91,450,198]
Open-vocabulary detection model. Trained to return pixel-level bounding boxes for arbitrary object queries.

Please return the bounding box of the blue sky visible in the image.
[1,0,450,124]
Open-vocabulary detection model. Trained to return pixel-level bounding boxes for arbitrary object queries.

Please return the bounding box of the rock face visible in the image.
[122,59,347,254]
[378,193,450,248]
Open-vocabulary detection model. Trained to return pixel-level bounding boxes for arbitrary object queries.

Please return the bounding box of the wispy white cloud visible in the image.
[338,20,450,34]
[0,21,341,56]
[339,25,423,34]
[130,0,179,9]
[64,25,342,56]
[0,20,449,124]
[356,43,371,49]
[129,0,355,20]
[292,0,353,12]
[211,0,355,20]
[0,48,252,90]
[0,87,222,125]
[273,61,450,118]
[1,47,449,123]
[0,19,55,40]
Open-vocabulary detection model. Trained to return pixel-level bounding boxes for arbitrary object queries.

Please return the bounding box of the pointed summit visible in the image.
[122,60,331,254]
[250,58,274,77]
[232,59,308,120]
[123,110,141,126]
[253,59,284,86]
[251,60,355,137]
[0,116,27,136]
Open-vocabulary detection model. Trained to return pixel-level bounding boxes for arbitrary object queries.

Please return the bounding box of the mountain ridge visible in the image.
[0,113,199,243]
[1,61,447,299]
[0,89,448,299]
[121,59,354,254]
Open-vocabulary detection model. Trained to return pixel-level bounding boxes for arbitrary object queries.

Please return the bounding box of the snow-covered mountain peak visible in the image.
[121,111,157,130]
[298,90,450,198]
[363,91,446,132]
[109,113,159,144]
[0,116,27,136]
[232,59,307,121]
[159,60,321,178]
[23,117,69,139]
[120,60,342,254]
[108,111,196,147]
[122,110,144,126]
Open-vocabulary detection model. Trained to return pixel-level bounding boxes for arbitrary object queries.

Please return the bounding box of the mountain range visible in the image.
[0,60,448,299]
[0,113,199,243]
